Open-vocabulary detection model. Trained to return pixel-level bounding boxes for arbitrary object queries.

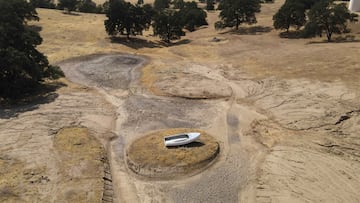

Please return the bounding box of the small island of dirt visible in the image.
[126,128,220,179]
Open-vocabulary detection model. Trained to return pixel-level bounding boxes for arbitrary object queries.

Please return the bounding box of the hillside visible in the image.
[1,0,360,202]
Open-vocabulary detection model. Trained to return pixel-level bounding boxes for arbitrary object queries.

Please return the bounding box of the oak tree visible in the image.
[304,0,358,42]
[215,0,261,30]
[179,1,208,32]
[58,0,79,13]
[273,0,306,32]
[104,0,153,39]
[0,0,63,98]
[152,10,185,42]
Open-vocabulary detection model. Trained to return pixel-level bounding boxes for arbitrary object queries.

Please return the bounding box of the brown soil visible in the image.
[126,129,219,178]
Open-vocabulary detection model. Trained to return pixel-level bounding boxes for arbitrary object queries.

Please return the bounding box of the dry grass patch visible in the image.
[126,128,220,178]
[55,127,104,156]
[53,127,106,202]
[140,64,167,96]
[0,158,26,202]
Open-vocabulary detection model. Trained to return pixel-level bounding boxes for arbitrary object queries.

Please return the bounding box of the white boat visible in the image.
[164,132,201,147]
[349,0,360,12]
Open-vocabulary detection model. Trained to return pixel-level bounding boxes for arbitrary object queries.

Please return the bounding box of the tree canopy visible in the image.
[104,0,153,39]
[58,0,80,13]
[179,1,208,32]
[104,0,208,42]
[153,0,170,11]
[304,0,358,41]
[173,0,185,9]
[0,0,63,98]
[152,1,207,42]
[273,0,306,32]
[78,0,98,13]
[30,0,56,9]
[272,0,358,41]
[215,0,261,30]
[206,0,215,11]
[152,10,185,42]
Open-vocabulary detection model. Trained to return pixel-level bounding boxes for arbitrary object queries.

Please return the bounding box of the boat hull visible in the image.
[164,132,201,147]
[349,0,360,12]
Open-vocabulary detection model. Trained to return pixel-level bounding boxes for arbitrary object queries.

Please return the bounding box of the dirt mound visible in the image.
[126,128,220,179]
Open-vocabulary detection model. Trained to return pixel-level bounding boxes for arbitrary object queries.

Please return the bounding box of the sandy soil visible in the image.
[1,0,360,202]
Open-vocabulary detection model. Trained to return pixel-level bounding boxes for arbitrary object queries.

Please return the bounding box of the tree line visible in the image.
[104,0,208,42]
[104,0,271,42]
[30,0,106,14]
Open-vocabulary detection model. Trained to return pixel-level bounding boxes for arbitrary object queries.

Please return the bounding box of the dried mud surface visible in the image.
[1,1,360,202]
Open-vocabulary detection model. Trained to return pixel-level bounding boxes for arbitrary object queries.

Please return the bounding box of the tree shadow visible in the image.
[160,39,192,47]
[0,81,66,119]
[110,37,191,49]
[110,36,163,49]
[27,25,42,32]
[307,35,360,44]
[62,11,81,16]
[221,26,273,35]
[279,30,303,39]
[166,141,205,149]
